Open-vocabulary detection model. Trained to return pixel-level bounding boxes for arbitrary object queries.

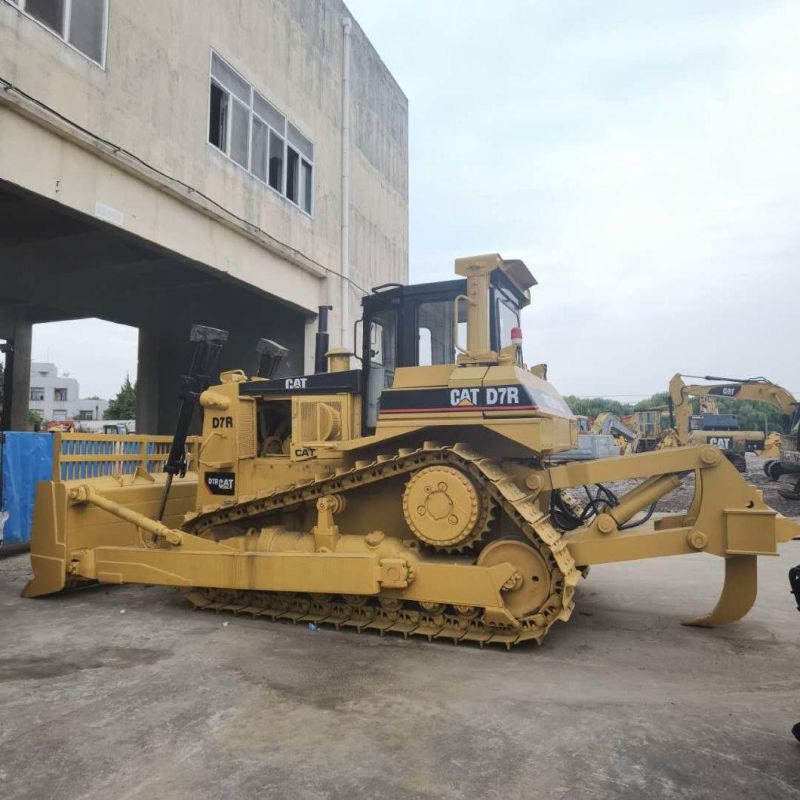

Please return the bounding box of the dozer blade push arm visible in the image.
[71,485,185,546]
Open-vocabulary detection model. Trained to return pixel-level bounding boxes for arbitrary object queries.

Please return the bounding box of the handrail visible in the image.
[50,432,201,482]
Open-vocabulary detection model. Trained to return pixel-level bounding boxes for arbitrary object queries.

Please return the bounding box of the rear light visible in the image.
[511,327,523,346]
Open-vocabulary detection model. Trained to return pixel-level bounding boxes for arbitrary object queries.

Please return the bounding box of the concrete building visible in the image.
[27,361,109,422]
[0,0,408,433]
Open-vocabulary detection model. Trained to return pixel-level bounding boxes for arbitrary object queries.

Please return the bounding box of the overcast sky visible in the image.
[31,0,800,399]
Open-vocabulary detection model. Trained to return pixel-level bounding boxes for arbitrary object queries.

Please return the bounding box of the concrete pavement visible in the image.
[1,543,799,799]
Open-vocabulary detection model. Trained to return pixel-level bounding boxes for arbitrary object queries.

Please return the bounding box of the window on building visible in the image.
[24,0,63,32]
[250,117,268,183]
[30,387,44,401]
[52,409,67,420]
[301,159,313,214]
[288,122,314,214]
[230,99,250,168]
[10,0,107,66]
[208,51,314,215]
[208,82,228,151]
[268,130,284,192]
[78,410,93,420]
[286,146,299,204]
[54,387,68,401]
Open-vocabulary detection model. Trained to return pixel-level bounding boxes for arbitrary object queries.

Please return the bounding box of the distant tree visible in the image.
[633,392,670,411]
[86,395,101,400]
[563,396,633,419]
[104,376,136,419]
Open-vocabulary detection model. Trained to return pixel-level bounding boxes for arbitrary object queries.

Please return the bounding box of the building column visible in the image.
[136,326,160,435]
[2,317,33,431]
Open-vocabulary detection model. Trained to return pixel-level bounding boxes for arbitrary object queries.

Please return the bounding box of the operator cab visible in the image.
[690,413,741,432]
[360,264,531,431]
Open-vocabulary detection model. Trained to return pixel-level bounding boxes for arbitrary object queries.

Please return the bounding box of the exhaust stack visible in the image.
[315,305,333,373]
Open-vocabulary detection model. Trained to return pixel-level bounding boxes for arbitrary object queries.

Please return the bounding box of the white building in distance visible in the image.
[28,363,109,422]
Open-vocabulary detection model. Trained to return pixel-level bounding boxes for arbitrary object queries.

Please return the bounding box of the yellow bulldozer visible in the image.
[23,255,800,647]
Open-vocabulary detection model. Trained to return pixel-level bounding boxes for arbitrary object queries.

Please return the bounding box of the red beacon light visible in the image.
[510,327,523,346]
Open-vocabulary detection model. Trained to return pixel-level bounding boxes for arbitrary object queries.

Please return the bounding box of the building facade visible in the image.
[0,0,408,433]
[28,362,109,421]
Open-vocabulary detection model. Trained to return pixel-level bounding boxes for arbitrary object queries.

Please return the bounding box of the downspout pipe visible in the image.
[340,17,352,348]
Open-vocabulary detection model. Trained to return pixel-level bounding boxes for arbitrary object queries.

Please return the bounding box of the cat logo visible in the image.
[294,447,316,460]
[204,471,236,495]
[450,388,479,406]
[285,377,308,389]
[212,416,234,429]
[708,436,732,449]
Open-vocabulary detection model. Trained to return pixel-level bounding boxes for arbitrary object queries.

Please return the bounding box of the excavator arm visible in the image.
[668,374,800,445]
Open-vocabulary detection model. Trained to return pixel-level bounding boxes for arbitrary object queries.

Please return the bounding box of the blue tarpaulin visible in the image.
[1,432,54,545]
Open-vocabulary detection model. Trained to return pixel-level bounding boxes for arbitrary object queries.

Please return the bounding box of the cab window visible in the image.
[497,295,520,347]
[417,300,467,365]
[368,309,396,386]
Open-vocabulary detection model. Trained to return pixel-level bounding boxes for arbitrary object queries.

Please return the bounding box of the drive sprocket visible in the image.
[402,465,493,551]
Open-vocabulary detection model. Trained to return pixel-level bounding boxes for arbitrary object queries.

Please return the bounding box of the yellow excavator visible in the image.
[667,374,797,471]
[592,412,636,450]
[23,255,800,647]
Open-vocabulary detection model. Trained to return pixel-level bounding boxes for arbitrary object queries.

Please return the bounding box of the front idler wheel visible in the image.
[476,539,552,619]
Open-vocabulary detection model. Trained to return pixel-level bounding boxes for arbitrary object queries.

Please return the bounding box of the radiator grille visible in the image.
[297,399,343,442]
[238,399,257,458]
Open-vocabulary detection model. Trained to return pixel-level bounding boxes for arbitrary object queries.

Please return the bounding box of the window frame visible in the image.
[29,386,45,402]
[206,50,314,218]
[5,0,108,68]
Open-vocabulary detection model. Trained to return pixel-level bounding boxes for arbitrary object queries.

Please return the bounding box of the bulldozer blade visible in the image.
[682,555,757,628]
[23,482,67,599]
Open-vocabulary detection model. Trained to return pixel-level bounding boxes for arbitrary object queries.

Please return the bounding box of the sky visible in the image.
[29,0,800,399]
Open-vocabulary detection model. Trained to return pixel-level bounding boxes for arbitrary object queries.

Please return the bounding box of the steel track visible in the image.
[183,442,581,647]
